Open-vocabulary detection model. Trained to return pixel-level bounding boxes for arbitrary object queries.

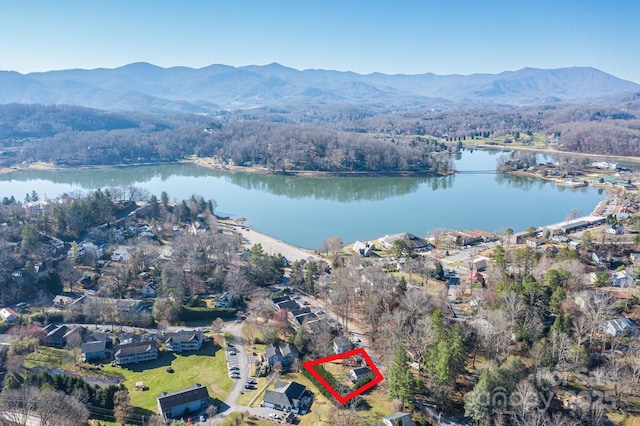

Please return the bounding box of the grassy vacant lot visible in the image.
[101,337,233,414]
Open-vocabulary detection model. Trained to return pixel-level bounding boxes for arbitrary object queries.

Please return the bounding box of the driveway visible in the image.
[222,321,251,409]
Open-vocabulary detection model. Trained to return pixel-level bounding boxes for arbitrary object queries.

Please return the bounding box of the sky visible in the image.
[1,0,639,83]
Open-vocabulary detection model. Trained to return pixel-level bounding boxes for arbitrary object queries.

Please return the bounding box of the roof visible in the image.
[351,367,372,377]
[276,300,300,311]
[263,381,306,408]
[82,339,106,354]
[165,330,203,344]
[158,384,210,412]
[115,340,157,356]
[265,343,299,359]
[382,412,415,426]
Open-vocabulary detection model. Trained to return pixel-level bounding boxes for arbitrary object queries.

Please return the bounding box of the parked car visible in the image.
[244,384,255,390]
[269,413,279,419]
[228,351,236,356]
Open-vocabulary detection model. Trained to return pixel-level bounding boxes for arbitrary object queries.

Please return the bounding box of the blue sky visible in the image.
[1,0,639,83]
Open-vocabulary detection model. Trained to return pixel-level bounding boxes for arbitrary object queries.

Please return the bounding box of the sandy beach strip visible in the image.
[230,223,321,263]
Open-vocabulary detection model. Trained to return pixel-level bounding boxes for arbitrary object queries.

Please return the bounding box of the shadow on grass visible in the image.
[121,352,177,373]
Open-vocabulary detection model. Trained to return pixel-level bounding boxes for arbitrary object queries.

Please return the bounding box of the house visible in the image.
[274,299,300,313]
[378,412,416,426]
[214,292,232,308]
[612,270,629,287]
[114,340,158,365]
[53,295,76,307]
[465,271,485,286]
[141,282,157,297]
[348,366,373,383]
[606,225,624,235]
[353,241,374,257]
[592,252,608,268]
[472,256,489,271]
[333,336,353,354]
[264,343,299,368]
[81,334,108,361]
[0,308,18,322]
[603,318,637,337]
[157,384,211,420]
[164,330,204,352]
[525,238,542,248]
[262,380,310,413]
[43,324,86,348]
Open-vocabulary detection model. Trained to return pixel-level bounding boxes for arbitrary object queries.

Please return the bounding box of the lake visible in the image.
[0,150,606,249]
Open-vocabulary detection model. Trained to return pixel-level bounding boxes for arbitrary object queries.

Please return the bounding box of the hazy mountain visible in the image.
[1,63,638,113]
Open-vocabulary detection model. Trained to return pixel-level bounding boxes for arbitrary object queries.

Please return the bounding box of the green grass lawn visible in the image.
[101,338,233,414]
[24,346,74,369]
[276,371,393,426]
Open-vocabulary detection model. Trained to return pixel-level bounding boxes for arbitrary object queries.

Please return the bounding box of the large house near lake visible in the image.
[157,383,211,420]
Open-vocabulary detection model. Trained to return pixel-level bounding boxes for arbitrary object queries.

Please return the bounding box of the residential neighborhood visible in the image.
[1,173,640,426]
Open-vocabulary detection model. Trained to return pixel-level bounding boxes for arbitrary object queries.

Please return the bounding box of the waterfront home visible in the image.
[114,340,158,365]
[164,330,204,352]
[353,241,374,257]
[157,384,211,420]
[262,380,310,413]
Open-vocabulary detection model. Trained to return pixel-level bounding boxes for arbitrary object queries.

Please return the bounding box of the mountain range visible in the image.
[1,62,639,113]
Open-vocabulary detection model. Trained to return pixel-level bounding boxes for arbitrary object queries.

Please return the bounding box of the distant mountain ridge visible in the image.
[1,62,638,113]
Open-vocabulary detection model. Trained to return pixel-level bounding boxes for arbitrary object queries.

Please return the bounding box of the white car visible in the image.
[268,413,279,419]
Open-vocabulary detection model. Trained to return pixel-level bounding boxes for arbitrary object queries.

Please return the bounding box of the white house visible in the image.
[603,318,637,337]
[0,308,18,322]
[141,282,157,297]
[612,270,629,287]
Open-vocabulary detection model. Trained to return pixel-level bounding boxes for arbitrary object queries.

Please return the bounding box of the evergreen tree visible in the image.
[387,346,414,407]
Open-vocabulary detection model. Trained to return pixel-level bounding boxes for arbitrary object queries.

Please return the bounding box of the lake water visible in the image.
[0,150,606,249]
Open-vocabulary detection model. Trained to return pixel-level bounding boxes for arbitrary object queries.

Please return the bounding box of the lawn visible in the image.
[277,371,393,426]
[24,346,74,369]
[101,337,233,414]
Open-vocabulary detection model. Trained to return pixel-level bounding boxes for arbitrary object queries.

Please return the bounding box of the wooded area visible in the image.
[1,98,639,172]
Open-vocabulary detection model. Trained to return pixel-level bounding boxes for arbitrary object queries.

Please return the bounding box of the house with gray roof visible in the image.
[164,330,204,352]
[114,340,158,365]
[157,383,210,420]
[81,333,109,361]
[262,380,311,413]
[603,318,637,337]
[376,412,416,426]
[264,343,299,369]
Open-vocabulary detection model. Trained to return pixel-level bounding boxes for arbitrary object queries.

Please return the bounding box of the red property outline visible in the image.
[302,347,384,405]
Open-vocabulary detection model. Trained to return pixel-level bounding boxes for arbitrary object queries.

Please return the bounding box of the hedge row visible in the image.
[178,306,237,322]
